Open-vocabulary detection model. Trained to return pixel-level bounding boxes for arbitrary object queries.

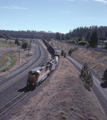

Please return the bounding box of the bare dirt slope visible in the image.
[10,57,105,120]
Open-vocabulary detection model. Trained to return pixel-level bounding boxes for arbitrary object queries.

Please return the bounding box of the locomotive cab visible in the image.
[27,67,41,89]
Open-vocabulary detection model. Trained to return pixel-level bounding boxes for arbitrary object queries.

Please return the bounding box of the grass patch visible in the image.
[0,42,10,46]
[0,53,17,72]
[0,53,8,67]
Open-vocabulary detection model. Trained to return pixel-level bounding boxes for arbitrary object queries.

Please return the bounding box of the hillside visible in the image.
[9,57,105,120]
[52,40,107,78]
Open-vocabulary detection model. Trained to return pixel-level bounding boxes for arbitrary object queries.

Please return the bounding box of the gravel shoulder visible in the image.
[10,57,106,120]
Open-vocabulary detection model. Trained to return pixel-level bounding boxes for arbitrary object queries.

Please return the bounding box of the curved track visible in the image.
[0,40,41,83]
[0,91,31,116]
[0,41,46,92]
[0,40,48,118]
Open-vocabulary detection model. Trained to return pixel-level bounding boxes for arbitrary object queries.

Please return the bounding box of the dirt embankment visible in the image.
[51,40,107,78]
[10,57,105,120]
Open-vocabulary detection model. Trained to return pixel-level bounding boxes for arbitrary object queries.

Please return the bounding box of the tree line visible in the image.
[0,26,107,41]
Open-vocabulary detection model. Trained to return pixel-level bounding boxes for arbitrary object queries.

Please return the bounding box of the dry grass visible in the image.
[51,40,107,78]
[0,41,35,76]
[10,57,105,120]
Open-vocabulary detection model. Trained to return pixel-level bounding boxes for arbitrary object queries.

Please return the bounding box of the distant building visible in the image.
[28,52,33,56]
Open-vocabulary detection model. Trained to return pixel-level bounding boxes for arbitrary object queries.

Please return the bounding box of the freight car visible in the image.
[27,56,59,89]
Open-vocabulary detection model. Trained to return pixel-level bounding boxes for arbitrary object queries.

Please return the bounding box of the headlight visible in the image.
[32,83,34,85]
[27,83,29,85]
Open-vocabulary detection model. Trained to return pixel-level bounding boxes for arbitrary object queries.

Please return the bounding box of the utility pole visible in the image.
[19,47,20,63]
[92,49,94,59]
[10,40,12,58]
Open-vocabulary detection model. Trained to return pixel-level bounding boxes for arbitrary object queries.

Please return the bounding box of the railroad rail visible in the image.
[0,39,60,119]
[0,90,31,117]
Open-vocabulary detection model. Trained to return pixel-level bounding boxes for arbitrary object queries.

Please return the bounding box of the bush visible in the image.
[22,41,28,49]
[68,47,78,55]
[78,40,89,46]
[68,40,76,44]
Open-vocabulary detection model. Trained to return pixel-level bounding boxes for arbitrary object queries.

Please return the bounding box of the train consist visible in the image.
[27,39,61,89]
[42,39,61,57]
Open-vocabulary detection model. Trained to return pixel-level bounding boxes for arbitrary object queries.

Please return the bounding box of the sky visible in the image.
[0,0,107,33]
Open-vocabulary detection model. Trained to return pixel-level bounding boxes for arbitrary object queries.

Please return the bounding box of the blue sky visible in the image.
[0,0,107,33]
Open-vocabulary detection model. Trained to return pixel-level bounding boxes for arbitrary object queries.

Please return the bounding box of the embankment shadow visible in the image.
[100,83,107,88]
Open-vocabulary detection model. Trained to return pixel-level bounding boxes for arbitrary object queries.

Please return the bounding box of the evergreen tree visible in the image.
[86,32,90,41]
[68,49,72,56]
[79,63,89,79]
[15,38,18,44]
[68,48,74,56]
[102,68,107,84]
[80,63,93,89]
[22,40,28,49]
[90,31,98,47]
[64,52,66,58]
[85,71,93,89]
[61,50,64,56]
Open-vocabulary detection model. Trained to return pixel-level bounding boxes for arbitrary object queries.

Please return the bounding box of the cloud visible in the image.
[0,5,29,10]
[93,0,107,4]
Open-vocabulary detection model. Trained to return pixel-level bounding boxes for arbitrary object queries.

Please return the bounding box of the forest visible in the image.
[0,25,107,42]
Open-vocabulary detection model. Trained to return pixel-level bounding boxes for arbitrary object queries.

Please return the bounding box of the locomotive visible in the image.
[27,56,59,89]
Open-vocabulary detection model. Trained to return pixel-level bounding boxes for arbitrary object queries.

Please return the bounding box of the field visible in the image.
[0,38,35,76]
[0,43,10,46]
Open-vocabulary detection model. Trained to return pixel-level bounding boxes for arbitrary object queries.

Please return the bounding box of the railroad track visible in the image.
[0,40,48,119]
[0,41,46,93]
[0,41,40,83]
[0,40,60,119]
[0,58,60,118]
[0,89,31,117]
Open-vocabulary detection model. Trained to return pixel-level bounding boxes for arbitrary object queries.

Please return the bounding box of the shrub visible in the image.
[78,40,89,46]
[68,47,78,55]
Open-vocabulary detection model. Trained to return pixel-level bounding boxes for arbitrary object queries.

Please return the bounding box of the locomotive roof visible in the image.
[32,67,42,71]
[55,50,61,53]
[30,67,42,74]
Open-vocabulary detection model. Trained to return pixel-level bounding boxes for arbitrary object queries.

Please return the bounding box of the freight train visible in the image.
[27,40,61,90]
